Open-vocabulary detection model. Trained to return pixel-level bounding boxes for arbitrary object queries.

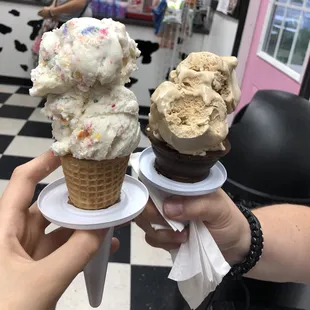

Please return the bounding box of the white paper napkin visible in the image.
[130,153,185,232]
[130,153,231,309]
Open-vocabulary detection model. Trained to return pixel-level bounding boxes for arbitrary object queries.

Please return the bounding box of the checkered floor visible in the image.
[0,84,183,310]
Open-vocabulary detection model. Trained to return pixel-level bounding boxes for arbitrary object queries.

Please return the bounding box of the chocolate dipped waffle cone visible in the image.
[61,155,129,210]
[147,128,230,183]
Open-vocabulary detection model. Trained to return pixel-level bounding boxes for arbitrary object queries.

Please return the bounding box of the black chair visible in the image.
[223,89,310,204]
[178,90,310,310]
[220,90,310,310]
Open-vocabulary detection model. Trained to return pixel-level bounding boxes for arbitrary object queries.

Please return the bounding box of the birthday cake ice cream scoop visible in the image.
[30,18,141,209]
[43,84,140,160]
[148,52,240,182]
[30,17,140,96]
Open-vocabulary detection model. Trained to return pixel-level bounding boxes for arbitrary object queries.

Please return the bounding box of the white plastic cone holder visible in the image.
[38,175,149,308]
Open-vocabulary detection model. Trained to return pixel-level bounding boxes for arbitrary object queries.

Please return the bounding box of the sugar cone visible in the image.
[60,155,129,210]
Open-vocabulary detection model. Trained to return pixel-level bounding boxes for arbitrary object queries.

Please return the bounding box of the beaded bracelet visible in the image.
[230,205,264,277]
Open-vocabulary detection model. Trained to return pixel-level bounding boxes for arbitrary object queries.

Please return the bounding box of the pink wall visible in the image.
[238,0,300,112]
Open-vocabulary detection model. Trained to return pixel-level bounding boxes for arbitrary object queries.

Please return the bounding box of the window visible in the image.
[258,0,310,81]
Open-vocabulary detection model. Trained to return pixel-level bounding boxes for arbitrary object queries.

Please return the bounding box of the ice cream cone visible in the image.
[147,52,240,183]
[29,18,141,210]
[147,127,230,183]
[60,155,129,210]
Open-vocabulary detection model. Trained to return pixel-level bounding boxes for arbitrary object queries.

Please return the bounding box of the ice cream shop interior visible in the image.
[0,0,310,309]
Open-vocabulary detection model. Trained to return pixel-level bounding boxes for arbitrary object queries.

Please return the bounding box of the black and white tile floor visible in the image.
[0,84,181,310]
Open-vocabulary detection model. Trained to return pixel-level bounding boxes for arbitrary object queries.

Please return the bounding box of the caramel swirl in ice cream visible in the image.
[149,52,241,155]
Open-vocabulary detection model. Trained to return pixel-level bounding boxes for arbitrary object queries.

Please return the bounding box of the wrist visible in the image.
[49,8,55,17]
[223,218,251,266]
[233,217,252,265]
[229,206,264,277]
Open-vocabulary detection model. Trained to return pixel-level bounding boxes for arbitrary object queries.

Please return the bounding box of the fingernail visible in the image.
[164,196,183,217]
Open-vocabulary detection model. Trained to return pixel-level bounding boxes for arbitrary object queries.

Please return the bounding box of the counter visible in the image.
[4,0,52,5]
[0,0,210,34]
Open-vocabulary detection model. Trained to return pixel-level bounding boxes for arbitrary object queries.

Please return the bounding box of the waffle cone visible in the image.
[60,155,129,210]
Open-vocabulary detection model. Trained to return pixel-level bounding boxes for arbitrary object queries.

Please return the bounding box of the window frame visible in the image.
[257,0,310,82]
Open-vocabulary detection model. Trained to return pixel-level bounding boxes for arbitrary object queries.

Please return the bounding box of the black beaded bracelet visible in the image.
[229,205,264,277]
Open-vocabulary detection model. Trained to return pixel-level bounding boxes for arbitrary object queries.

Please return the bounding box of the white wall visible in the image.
[0,2,39,79]
[202,12,238,56]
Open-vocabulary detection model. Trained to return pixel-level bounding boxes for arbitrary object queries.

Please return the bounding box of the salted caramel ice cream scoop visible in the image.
[149,52,241,155]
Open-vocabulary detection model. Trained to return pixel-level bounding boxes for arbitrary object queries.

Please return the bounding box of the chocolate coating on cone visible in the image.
[147,128,230,183]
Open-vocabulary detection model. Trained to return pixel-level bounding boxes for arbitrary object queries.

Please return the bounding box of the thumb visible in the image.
[42,229,108,289]
[163,190,229,223]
